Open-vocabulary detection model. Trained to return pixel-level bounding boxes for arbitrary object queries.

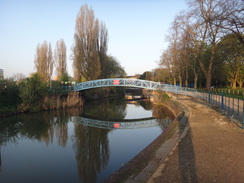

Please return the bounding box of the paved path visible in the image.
[147,98,244,183]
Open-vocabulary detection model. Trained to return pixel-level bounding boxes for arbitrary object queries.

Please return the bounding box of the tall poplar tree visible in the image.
[54,39,67,79]
[72,4,108,82]
[34,41,53,84]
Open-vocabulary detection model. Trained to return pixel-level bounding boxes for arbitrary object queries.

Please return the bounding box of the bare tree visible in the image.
[47,43,53,87]
[72,4,108,82]
[34,41,53,84]
[162,15,188,87]
[98,21,108,78]
[213,0,244,45]
[54,39,67,79]
[186,0,228,89]
[159,48,178,86]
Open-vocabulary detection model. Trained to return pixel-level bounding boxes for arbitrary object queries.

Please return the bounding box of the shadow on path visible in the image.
[178,113,197,183]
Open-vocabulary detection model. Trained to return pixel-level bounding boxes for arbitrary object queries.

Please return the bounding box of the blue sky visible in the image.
[0,0,187,78]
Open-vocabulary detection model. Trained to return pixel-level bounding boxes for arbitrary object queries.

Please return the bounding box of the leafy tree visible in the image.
[18,73,48,112]
[139,71,152,80]
[0,78,20,112]
[152,68,173,84]
[219,33,244,88]
[59,72,70,82]
[105,55,126,78]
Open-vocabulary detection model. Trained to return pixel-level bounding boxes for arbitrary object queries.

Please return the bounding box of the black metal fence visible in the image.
[164,85,244,129]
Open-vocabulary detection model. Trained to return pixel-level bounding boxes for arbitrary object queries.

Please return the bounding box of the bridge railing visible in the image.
[75,78,164,91]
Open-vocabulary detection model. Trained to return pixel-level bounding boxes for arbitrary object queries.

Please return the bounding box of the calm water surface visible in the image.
[0,99,173,183]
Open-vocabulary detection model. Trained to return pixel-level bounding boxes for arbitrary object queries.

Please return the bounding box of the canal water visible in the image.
[0,99,174,183]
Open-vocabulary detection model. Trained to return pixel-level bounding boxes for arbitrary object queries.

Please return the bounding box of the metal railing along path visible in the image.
[197,92,244,128]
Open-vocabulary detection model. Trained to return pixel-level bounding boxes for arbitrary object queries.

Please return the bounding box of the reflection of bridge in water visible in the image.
[71,116,172,129]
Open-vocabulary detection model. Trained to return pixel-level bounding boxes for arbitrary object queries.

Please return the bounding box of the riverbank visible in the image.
[148,96,244,183]
[105,95,244,183]
[0,92,83,117]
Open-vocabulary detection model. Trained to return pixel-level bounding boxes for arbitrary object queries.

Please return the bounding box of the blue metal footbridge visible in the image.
[74,78,198,97]
[75,78,162,91]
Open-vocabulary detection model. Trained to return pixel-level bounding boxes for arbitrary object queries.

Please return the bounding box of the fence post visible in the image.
[221,92,224,109]
[208,91,211,103]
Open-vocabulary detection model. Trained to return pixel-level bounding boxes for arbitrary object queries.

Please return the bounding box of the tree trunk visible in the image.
[185,79,188,88]
[240,83,243,88]
[237,79,243,88]
[232,79,237,89]
[173,77,177,86]
[179,76,182,87]
[185,66,188,87]
[206,71,212,90]
[194,75,198,89]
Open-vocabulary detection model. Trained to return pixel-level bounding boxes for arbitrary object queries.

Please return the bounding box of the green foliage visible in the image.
[59,72,70,82]
[152,68,173,84]
[139,71,152,80]
[156,90,170,102]
[0,78,20,113]
[218,33,244,88]
[18,73,48,112]
[105,55,126,78]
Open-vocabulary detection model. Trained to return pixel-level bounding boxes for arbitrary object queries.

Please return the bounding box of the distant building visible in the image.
[0,69,3,80]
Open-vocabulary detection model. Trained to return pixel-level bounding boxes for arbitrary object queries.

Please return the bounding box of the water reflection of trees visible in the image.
[72,98,128,182]
[83,98,127,120]
[153,105,175,131]
[152,105,174,119]
[73,124,110,183]
[138,100,153,110]
[0,108,83,147]
[0,99,174,182]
